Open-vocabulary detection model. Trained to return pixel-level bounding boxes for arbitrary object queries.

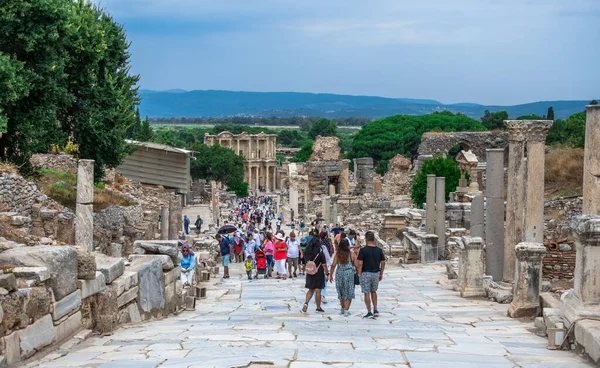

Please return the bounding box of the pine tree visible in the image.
[138,116,154,142]
[547,106,555,121]
[591,100,598,105]
[126,109,142,139]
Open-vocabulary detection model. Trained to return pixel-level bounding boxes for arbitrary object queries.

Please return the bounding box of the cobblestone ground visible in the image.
[27,262,592,368]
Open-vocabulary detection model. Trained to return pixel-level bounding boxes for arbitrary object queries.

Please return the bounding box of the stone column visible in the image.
[332,197,338,225]
[168,195,179,239]
[508,242,546,318]
[485,149,505,281]
[504,120,527,282]
[420,234,439,263]
[322,197,331,225]
[435,177,446,257]
[75,159,94,252]
[468,165,480,193]
[426,174,436,234]
[459,236,486,297]
[248,165,253,191]
[524,121,552,242]
[273,167,277,191]
[249,138,253,158]
[583,105,600,215]
[562,215,600,326]
[237,140,240,155]
[160,206,169,240]
[266,164,270,192]
[470,195,484,239]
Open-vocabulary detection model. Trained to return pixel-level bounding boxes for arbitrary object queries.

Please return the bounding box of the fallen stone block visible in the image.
[185,296,196,310]
[52,290,81,321]
[0,246,77,301]
[164,266,181,285]
[72,246,96,280]
[110,243,123,258]
[95,285,117,333]
[78,271,106,299]
[0,274,16,292]
[18,314,56,358]
[575,320,600,363]
[112,271,138,297]
[11,215,30,227]
[55,311,82,343]
[13,267,51,288]
[128,254,173,271]
[3,331,20,365]
[117,285,139,308]
[24,287,53,322]
[126,302,141,323]
[95,254,124,284]
[133,240,182,265]
[196,286,207,299]
[128,258,164,313]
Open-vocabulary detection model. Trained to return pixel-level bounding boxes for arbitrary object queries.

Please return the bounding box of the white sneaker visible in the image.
[322,297,328,304]
[344,310,351,317]
[339,308,345,315]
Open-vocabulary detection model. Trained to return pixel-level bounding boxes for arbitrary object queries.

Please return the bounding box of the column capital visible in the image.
[504,120,528,142]
[525,120,553,142]
[514,242,546,261]
[571,215,600,247]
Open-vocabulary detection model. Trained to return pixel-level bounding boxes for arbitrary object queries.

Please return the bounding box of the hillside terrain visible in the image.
[139,89,593,119]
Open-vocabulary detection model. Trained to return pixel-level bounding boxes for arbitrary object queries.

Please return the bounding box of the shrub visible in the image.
[411,157,464,208]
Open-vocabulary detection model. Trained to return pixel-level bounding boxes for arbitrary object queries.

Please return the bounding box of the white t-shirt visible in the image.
[287,238,300,258]
[321,244,332,267]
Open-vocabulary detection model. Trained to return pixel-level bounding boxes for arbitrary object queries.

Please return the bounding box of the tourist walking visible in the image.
[195,215,203,234]
[301,236,328,314]
[274,233,288,280]
[263,233,275,278]
[356,231,386,318]
[216,234,233,279]
[245,232,257,266]
[286,231,302,278]
[329,238,356,316]
[183,215,190,235]
[180,243,195,288]
[319,231,333,304]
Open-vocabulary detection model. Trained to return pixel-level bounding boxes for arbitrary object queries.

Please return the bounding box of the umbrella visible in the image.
[314,218,324,222]
[218,225,237,234]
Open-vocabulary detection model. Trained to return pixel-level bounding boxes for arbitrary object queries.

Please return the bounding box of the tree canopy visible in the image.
[480,110,509,130]
[349,112,485,174]
[0,0,139,181]
[411,157,464,208]
[189,143,248,197]
[309,118,338,140]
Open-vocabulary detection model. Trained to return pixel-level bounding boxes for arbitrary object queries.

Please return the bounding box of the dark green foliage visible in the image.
[590,100,598,105]
[0,0,140,181]
[411,157,463,208]
[308,118,338,140]
[189,143,247,197]
[546,112,586,148]
[481,110,509,130]
[299,119,312,131]
[290,141,313,163]
[516,114,544,120]
[547,107,555,121]
[350,112,484,173]
[277,129,309,148]
[138,117,154,142]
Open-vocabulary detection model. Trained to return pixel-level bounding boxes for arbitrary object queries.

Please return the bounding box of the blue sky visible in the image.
[95,0,600,105]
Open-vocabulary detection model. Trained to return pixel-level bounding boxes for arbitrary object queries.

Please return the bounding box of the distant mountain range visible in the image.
[139,89,595,120]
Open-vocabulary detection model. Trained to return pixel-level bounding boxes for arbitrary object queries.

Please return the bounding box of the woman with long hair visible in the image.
[301,236,328,314]
[329,238,356,316]
[263,232,275,278]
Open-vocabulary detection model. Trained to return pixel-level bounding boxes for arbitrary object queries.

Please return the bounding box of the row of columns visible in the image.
[247,164,277,192]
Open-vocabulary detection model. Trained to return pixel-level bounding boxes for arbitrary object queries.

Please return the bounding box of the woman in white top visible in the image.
[286,231,302,278]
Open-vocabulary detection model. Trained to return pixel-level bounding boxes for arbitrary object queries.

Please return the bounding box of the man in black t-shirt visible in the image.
[357,231,386,319]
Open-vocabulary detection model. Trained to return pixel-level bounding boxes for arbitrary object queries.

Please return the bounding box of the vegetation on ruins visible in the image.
[0,0,140,182]
[189,143,248,197]
[308,118,338,140]
[410,157,463,208]
[350,112,485,174]
[290,141,314,163]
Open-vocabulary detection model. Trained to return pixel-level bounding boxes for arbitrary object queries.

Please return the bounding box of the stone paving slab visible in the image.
[24,262,593,368]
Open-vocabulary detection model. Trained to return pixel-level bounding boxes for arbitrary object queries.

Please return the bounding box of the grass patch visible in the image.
[38,168,135,210]
[544,146,584,197]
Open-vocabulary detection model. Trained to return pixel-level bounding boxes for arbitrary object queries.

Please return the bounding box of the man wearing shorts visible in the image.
[357,231,386,319]
[216,234,233,279]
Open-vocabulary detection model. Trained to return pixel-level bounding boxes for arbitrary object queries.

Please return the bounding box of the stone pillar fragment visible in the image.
[504,120,527,282]
[470,196,484,239]
[583,105,600,215]
[508,242,546,318]
[322,197,331,225]
[332,198,338,225]
[524,121,552,242]
[485,148,505,281]
[160,206,169,240]
[459,236,485,297]
[75,159,94,252]
[168,195,180,240]
[561,215,600,326]
[435,177,446,257]
[426,174,436,234]
[420,234,438,263]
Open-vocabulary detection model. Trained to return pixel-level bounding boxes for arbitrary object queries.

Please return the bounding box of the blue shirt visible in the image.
[219,238,231,255]
[180,254,195,270]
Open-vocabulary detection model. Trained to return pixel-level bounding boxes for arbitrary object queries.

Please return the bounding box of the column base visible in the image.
[508,302,539,318]
[561,293,600,328]
[460,287,485,298]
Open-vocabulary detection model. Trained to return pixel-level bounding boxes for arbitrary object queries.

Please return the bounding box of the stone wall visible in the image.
[542,242,575,282]
[306,161,349,198]
[354,158,374,195]
[417,131,508,161]
[31,153,79,175]
[383,154,412,196]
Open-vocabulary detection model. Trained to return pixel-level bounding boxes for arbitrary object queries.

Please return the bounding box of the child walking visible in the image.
[245,255,253,281]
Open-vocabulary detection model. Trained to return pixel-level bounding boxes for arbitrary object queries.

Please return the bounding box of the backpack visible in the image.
[305,252,321,276]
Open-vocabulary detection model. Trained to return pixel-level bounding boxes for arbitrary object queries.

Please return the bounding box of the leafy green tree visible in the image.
[137,116,154,142]
[0,53,30,135]
[546,118,566,145]
[350,113,484,173]
[277,129,308,147]
[480,110,509,130]
[563,112,586,148]
[308,118,338,140]
[189,143,247,197]
[547,107,555,121]
[299,119,312,132]
[411,157,463,208]
[590,100,598,105]
[125,109,142,139]
[290,141,313,162]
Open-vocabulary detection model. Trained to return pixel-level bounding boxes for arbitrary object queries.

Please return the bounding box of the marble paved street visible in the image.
[27,262,592,368]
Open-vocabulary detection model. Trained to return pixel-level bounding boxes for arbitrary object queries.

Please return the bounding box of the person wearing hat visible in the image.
[274,233,289,280]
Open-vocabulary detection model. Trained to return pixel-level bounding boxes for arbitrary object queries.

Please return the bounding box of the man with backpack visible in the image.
[195,215,203,234]
[356,231,386,319]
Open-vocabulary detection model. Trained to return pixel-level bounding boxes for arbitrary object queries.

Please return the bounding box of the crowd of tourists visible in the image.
[215,196,386,318]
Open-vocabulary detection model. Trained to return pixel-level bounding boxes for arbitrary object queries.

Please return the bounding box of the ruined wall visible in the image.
[31,153,78,175]
[306,161,348,198]
[417,131,508,161]
[383,154,412,196]
[542,242,575,282]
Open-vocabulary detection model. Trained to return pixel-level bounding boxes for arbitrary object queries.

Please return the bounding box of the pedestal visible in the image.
[508,242,546,318]
[459,236,485,297]
[420,234,438,263]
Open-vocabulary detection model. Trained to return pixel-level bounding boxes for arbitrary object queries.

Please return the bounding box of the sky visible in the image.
[95,0,600,105]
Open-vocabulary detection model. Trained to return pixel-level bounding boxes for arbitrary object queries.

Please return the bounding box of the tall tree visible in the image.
[138,116,154,142]
[547,106,555,120]
[591,100,598,105]
[189,143,247,197]
[480,110,509,130]
[308,118,338,140]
